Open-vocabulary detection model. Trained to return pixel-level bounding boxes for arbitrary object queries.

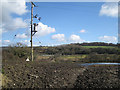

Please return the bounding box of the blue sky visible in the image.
[1,1,118,46]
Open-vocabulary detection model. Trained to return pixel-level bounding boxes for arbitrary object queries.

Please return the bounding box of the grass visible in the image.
[54,55,88,62]
[53,54,120,63]
[60,55,87,59]
[35,55,51,61]
[82,46,117,48]
[0,73,12,88]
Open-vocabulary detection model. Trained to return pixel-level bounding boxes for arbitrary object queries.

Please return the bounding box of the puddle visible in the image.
[78,63,120,66]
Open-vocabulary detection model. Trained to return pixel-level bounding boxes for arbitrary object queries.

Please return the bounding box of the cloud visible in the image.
[99,35,117,43]
[12,18,28,29]
[1,0,28,32]
[3,18,28,32]
[35,22,56,36]
[99,2,118,17]
[0,28,2,35]
[1,0,28,16]
[16,33,28,39]
[0,40,1,46]
[79,29,86,33]
[20,40,30,46]
[52,34,65,42]
[20,40,40,46]
[69,34,85,43]
[4,40,10,43]
[22,40,29,44]
[2,40,11,46]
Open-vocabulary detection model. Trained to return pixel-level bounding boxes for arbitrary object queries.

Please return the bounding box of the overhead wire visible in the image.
[34,36,41,46]
[13,2,100,46]
[12,25,31,45]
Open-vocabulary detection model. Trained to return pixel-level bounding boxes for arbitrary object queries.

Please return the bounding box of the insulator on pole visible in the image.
[33,14,38,18]
[38,17,41,21]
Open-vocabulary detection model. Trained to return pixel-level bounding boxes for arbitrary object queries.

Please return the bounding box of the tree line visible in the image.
[43,44,120,55]
[72,42,119,46]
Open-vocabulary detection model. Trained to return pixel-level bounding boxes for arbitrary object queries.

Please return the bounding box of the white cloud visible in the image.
[3,18,28,32]
[99,2,118,17]
[1,0,119,2]
[1,0,28,16]
[4,40,10,43]
[16,33,28,39]
[52,34,65,42]
[20,40,41,46]
[0,28,2,35]
[1,0,28,32]
[69,34,85,43]
[20,40,30,46]
[79,29,86,33]
[35,22,56,36]
[99,35,117,43]
[0,40,1,45]
[2,40,11,45]
[12,18,28,29]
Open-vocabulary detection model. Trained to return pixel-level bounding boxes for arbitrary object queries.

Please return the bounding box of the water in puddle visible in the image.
[79,63,120,66]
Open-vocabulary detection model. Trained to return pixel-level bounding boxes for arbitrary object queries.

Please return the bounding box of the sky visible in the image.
[0,0,119,46]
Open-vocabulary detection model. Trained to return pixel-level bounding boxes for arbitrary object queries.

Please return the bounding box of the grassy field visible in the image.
[54,54,120,63]
[58,55,87,59]
[82,46,117,48]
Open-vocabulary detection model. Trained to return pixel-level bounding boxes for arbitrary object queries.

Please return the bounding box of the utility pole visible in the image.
[31,2,33,61]
[30,2,41,61]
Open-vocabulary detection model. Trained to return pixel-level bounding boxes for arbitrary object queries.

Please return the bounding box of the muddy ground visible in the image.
[2,59,120,88]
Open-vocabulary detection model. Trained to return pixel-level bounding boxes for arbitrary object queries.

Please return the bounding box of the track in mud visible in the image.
[2,60,120,88]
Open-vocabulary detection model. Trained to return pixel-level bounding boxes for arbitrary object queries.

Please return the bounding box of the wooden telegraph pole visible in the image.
[30,2,41,61]
[31,2,33,61]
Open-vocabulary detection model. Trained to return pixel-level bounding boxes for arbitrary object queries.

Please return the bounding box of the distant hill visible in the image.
[70,42,118,46]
